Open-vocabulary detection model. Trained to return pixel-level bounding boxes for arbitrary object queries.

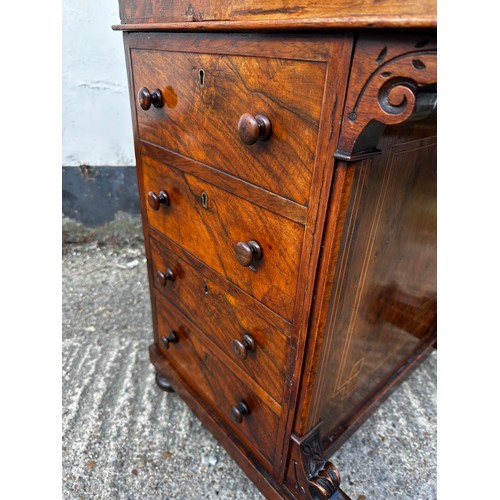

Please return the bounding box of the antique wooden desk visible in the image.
[113,2,437,497]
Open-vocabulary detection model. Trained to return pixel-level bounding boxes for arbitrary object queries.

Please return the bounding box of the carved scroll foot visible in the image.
[155,371,175,392]
[287,422,351,499]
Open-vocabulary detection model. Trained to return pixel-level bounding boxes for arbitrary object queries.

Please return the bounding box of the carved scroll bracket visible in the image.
[335,33,437,161]
[286,421,351,499]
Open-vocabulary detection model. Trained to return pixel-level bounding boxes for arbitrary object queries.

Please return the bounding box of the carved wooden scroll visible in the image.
[335,33,437,161]
[287,422,351,499]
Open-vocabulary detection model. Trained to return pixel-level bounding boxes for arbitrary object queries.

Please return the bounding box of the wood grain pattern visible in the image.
[149,235,290,404]
[288,161,354,437]
[310,116,437,443]
[117,0,436,28]
[142,155,304,320]
[270,34,354,480]
[154,293,280,469]
[129,39,327,205]
[335,32,437,159]
[149,342,287,499]
[140,141,309,225]
[289,30,437,442]
[118,19,438,500]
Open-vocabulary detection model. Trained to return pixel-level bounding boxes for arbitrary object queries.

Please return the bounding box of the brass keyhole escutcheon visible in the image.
[201,191,209,209]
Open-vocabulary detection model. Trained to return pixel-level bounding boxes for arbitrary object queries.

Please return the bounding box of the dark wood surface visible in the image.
[117,13,437,499]
[116,0,436,28]
[290,160,354,437]
[312,116,436,440]
[290,113,437,463]
[335,32,437,160]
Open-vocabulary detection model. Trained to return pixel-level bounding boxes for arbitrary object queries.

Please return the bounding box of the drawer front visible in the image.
[130,45,326,205]
[143,156,304,321]
[150,235,290,404]
[154,294,280,469]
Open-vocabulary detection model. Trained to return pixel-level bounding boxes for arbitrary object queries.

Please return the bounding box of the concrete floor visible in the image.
[62,227,436,499]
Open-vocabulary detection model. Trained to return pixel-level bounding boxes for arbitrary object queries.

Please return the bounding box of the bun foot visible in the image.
[155,371,175,392]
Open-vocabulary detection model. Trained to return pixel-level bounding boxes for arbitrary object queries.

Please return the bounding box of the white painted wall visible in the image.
[63,0,135,166]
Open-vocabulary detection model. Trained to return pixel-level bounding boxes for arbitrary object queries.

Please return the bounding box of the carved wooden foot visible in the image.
[155,371,175,392]
[286,422,351,499]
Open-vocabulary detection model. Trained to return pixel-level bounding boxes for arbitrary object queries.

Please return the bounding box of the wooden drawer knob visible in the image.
[234,240,262,267]
[232,334,256,360]
[138,87,163,110]
[148,190,170,211]
[230,400,250,423]
[160,331,177,349]
[237,113,272,145]
[156,268,175,286]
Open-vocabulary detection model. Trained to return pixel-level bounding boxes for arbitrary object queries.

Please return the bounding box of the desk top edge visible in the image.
[112,16,437,32]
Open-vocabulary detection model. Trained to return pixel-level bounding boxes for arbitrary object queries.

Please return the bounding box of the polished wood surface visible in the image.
[149,342,287,500]
[154,293,280,469]
[308,114,437,452]
[142,155,304,320]
[335,32,437,160]
[149,234,290,404]
[116,8,437,498]
[116,0,436,28]
[140,140,309,225]
[129,34,328,205]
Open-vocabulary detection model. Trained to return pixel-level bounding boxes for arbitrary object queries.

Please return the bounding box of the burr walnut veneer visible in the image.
[114,3,437,497]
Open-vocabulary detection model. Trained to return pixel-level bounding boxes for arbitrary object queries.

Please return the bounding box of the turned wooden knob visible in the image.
[148,190,170,210]
[156,268,175,285]
[230,401,250,423]
[160,331,177,349]
[237,113,272,145]
[234,240,262,267]
[138,87,163,110]
[232,334,256,360]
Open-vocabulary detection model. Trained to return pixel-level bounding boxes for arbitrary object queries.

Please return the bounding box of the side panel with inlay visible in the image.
[309,115,437,446]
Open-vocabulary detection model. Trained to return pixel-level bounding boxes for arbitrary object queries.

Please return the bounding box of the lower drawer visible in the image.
[149,234,290,405]
[153,293,280,470]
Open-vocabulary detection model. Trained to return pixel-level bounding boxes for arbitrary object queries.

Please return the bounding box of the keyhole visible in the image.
[201,191,208,209]
[199,69,205,88]
[203,283,210,296]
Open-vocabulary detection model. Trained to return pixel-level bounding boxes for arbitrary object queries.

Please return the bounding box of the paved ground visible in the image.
[62,217,436,499]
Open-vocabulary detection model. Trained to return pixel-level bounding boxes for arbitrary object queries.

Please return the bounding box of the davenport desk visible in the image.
[113,2,437,497]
